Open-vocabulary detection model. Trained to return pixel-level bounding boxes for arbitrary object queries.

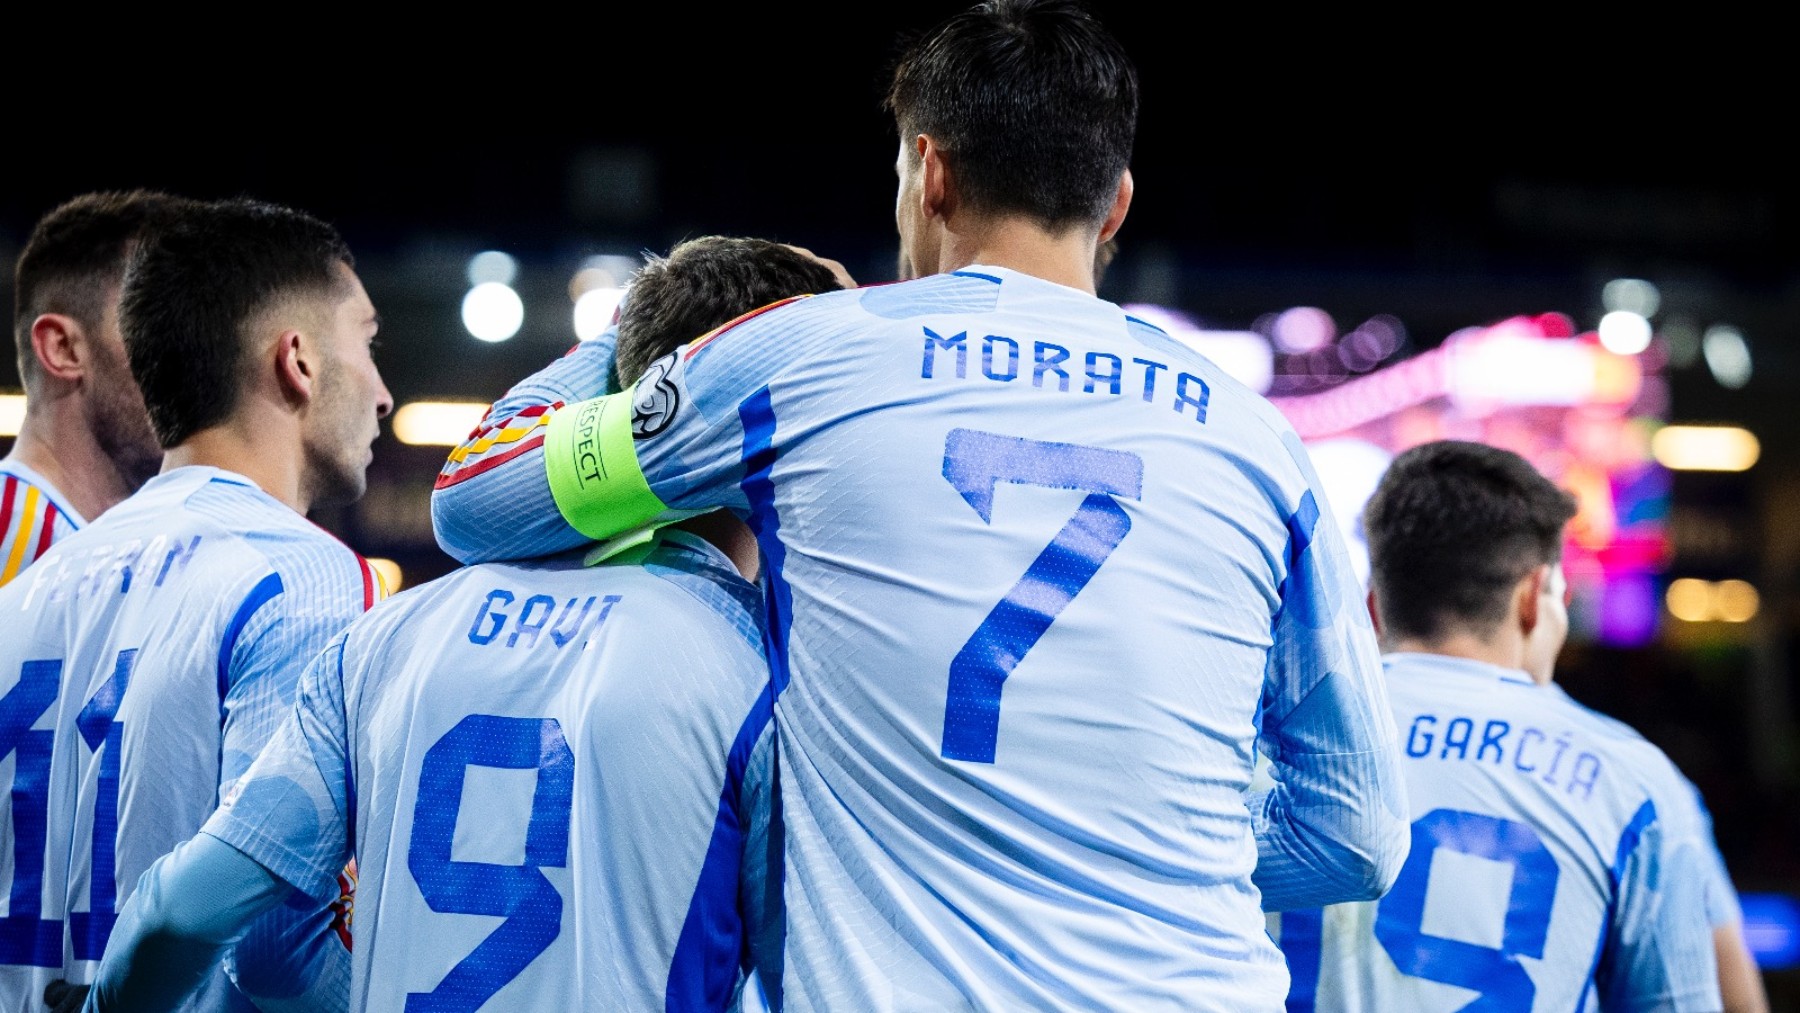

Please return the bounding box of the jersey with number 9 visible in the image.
[1272,653,1722,1012]
[202,531,775,1011]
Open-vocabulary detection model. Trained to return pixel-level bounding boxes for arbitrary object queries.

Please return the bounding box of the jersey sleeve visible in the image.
[205,634,354,902]
[430,328,621,563]
[217,545,369,805]
[1597,793,1724,1011]
[1248,434,1409,911]
[528,298,819,547]
[84,834,296,1013]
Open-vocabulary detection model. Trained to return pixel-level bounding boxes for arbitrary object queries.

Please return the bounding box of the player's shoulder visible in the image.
[1546,686,1698,803]
[637,532,764,651]
[177,469,378,607]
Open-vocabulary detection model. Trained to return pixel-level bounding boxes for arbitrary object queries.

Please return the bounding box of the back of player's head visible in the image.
[613,236,845,389]
[1364,440,1578,643]
[12,190,195,390]
[885,0,1137,232]
[120,197,355,448]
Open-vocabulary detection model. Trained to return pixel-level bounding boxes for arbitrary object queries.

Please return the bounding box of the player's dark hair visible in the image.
[885,0,1137,232]
[12,190,196,387]
[613,236,845,389]
[1364,440,1579,642]
[120,197,354,448]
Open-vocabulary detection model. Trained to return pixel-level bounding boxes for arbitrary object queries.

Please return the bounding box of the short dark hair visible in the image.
[12,190,195,386]
[1364,441,1579,642]
[885,0,1137,232]
[613,236,845,389]
[120,198,354,448]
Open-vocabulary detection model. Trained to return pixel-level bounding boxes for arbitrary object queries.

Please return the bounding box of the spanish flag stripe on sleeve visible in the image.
[2,484,41,585]
[33,505,58,561]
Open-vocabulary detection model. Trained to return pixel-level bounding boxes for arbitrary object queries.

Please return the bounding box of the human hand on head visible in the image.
[782,245,857,290]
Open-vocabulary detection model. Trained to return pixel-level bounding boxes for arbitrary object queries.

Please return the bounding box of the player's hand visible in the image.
[42,980,89,1013]
[782,245,857,290]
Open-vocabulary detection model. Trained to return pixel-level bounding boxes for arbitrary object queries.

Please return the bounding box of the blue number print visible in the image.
[407,715,574,1012]
[939,429,1143,763]
[0,660,62,967]
[1374,808,1560,1011]
[71,648,138,959]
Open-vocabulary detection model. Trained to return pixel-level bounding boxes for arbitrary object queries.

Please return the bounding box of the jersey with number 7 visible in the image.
[431,266,1412,1012]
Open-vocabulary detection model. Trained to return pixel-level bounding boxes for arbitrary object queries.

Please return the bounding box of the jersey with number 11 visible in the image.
[0,466,374,1012]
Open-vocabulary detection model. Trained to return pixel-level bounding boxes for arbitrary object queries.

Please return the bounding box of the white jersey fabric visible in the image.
[1271,652,1723,1012]
[432,267,1410,1011]
[0,466,373,1012]
[203,530,775,1012]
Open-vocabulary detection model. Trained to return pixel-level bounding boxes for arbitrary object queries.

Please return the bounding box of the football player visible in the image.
[82,237,848,1011]
[0,198,390,1011]
[427,2,1409,1008]
[2,191,191,586]
[1271,440,1724,1011]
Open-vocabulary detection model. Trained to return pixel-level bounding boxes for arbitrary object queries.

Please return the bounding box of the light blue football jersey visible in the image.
[202,530,776,1012]
[432,267,1410,1011]
[0,466,373,1012]
[1271,653,1722,1012]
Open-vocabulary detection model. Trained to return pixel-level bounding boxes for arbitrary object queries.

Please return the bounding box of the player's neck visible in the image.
[936,217,1100,295]
[1385,631,1545,684]
[162,419,309,515]
[5,401,138,521]
[675,511,760,582]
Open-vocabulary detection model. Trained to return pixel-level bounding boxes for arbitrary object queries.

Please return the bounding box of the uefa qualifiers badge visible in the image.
[632,353,681,440]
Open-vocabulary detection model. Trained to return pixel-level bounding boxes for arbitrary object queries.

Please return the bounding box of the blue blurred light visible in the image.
[1741,893,1800,970]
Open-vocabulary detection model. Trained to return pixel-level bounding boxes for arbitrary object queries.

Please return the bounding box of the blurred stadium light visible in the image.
[393,401,488,446]
[1652,425,1760,472]
[0,394,23,437]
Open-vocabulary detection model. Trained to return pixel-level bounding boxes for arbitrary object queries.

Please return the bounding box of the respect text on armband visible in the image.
[919,327,1209,423]
[569,399,606,487]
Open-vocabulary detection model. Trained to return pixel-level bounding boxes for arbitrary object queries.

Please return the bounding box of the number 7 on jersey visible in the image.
[940,428,1142,763]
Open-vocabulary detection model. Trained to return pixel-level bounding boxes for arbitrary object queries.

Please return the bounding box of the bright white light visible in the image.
[366,557,404,596]
[573,287,627,342]
[1703,325,1752,389]
[0,395,24,438]
[1598,310,1653,355]
[1272,307,1337,353]
[1602,278,1661,318]
[392,401,492,446]
[1651,425,1759,472]
[462,283,524,343]
[466,251,518,287]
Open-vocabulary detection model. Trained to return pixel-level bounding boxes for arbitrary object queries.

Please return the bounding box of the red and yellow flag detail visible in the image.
[435,402,563,490]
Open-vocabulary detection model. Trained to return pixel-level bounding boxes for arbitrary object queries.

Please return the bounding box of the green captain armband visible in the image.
[544,391,669,540]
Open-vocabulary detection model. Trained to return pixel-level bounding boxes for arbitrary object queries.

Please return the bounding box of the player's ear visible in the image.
[273,329,314,408]
[1516,565,1546,636]
[1099,168,1133,244]
[29,313,86,383]
[919,134,954,222]
[1365,587,1383,637]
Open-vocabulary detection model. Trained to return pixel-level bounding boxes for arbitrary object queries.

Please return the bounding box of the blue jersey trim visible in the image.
[217,572,285,704]
[741,386,790,1009]
[1577,798,1658,1010]
[1279,909,1323,1013]
[1123,314,1170,336]
[665,685,775,1013]
[950,270,1002,285]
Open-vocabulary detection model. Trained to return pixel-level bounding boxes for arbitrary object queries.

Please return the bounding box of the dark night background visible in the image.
[5,3,1799,1001]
